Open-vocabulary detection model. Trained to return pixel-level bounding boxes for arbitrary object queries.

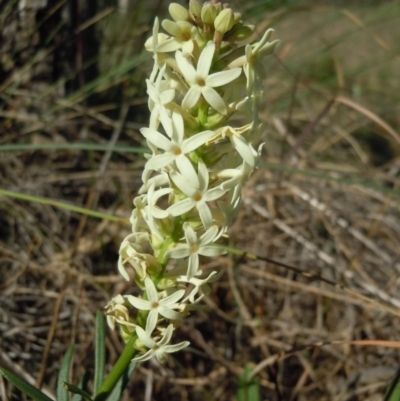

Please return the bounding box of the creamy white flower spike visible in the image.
[107,1,279,363]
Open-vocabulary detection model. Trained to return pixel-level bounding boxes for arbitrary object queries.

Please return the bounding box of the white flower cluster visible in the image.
[106,1,279,363]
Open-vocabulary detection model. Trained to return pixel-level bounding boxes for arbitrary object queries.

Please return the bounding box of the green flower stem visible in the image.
[198,101,209,128]
[94,334,137,401]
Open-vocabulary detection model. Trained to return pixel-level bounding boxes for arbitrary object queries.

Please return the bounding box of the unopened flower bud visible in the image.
[189,0,201,18]
[201,3,218,25]
[169,3,189,22]
[226,24,254,41]
[214,8,235,34]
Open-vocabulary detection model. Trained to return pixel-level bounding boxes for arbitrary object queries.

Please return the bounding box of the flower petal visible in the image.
[145,152,175,170]
[127,295,151,310]
[161,289,185,305]
[151,206,169,219]
[132,350,154,362]
[176,51,197,83]
[172,111,184,144]
[136,326,155,348]
[170,171,197,196]
[167,244,191,259]
[182,85,201,110]
[201,86,227,115]
[181,130,214,153]
[206,68,242,87]
[203,186,227,202]
[144,277,158,302]
[183,223,197,246]
[198,245,226,257]
[141,128,172,150]
[231,135,255,166]
[176,156,199,187]
[162,19,181,37]
[199,225,218,245]
[161,341,190,354]
[159,324,174,345]
[157,38,182,52]
[197,41,215,79]
[160,88,175,104]
[197,159,209,192]
[187,253,199,279]
[168,198,196,216]
[145,309,158,335]
[158,307,183,321]
[196,200,213,228]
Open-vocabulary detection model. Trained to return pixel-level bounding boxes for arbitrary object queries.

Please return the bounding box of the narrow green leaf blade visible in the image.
[71,370,92,401]
[385,368,400,401]
[0,143,147,154]
[387,384,400,401]
[57,346,74,401]
[62,381,93,401]
[0,367,54,401]
[106,361,137,401]
[237,366,260,401]
[93,312,106,394]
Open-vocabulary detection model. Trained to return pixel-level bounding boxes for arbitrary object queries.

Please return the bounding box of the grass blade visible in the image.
[71,370,92,401]
[62,382,93,401]
[106,361,137,401]
[237,366,260,401]
[93,312,106,394]
[57,346,74,401]
[0,189,129,224]
[0,143,147,153]
[0,367,54,401]
[384,367,400,401]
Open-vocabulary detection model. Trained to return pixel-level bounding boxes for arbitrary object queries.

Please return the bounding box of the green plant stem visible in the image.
[94,335,137,401]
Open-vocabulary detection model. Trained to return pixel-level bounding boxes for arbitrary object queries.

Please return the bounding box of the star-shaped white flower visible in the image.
[157,20,196,54]
[167,159,228,228]
[144,18,169,82]
[141,112,214,173]
[127,277,185,335]
[178,269,225,303]
[167,223,225,279]
[147,65,175,130]
[176,41,242,115]
[133,324,190,363]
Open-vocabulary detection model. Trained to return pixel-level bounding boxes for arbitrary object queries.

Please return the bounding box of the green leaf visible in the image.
[71,370,92,401]
[237,366,260,401]
[384,369,400,401]
[57,346,74,401]
[93,312,106,394]
[387,384,400,401]
[0,367,54,401]
[106,361,137,401]
[62,382,93,401]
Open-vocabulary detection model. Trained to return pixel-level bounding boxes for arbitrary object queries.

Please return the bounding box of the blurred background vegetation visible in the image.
[1,0,400,400]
